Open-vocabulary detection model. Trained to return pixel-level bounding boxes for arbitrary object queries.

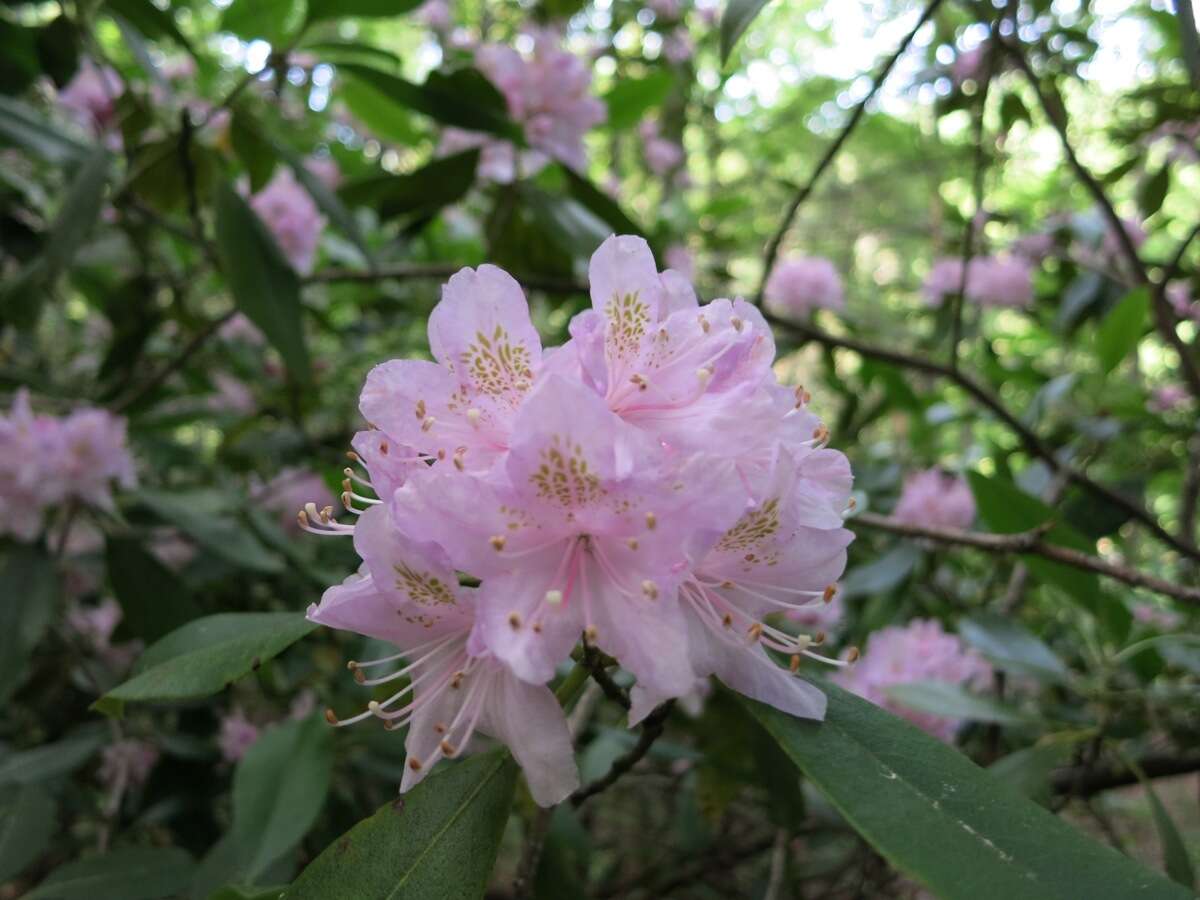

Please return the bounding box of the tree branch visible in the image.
[755,0,946,304]
[1052,754,1200,797]
[852,511,1200,603]
[768,311,1200,562]
[569,700,674,807]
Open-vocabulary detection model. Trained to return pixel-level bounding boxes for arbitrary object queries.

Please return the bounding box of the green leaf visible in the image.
[1139,164,1171,218]
[1179,0,1200,89]
[230,109,277,193]
[25,847,196,900]
[603,69,674,130]
[0,21,41,94]
[562,167,646,240]
[840,543,920,598]
[283,750,518,900]
[959,614,1070,683]
[207,887,288,900]
[999,92,1030,131]
[0,544,60,702]
[42,148,110,280]
[232,714,334,880]
[298,40,402,70]
[94,613,316,716]
[103,0,193,52]
[720,0,775,65]
[0,96,89,164]
[134,488,284,574]
[740,682,1193,900]
[220,0,305,44]
[338,63,522,141]
[213,181,312,382]
[0,785,55,882]
[886,681,1035,726]
[522,185,611,259]
[987,744,1073,805]
[340,150,480,221]
[307,0,422,24]
[1125,755,1196,889]
[106,536,201,643]
[0,725,106,786]
[1096,287,1149,374]
[967,471,1053,534]
[126,134,218,215]
[35,16,81,89]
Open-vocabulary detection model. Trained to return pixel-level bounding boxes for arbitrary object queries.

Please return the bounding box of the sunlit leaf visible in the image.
[720,0,775,65]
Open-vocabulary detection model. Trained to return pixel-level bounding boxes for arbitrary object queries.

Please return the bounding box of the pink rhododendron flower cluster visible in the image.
[300,235,854,805]
[249,168,324,274]
[65,597,141,671]
[440,31,605,183]
[0,391,136,542]
[58,59,122,139]
[416,0,453,31]
[892,468,975,531]
[639,118,685,176]
[834,619,992,742]
[99,739,160,792]
[662,28,695,64]
[218,709,262,762]
[1149,384,1188,413]
[764,256,845,317]
[923,255,1032,309]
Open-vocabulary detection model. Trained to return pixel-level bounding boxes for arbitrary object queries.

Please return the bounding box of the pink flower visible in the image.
[58,60,122,137]
[66,598,142,671]
[834,619,992,742]
[220,313,265,345]
[444,34,605,183]
[1012,232,1055,262]
[250,168,324,274]
[302,234,855,799]
[308,507,579,805]
[416,0,453,30]
[1167,282,1200,323]
[208,372,256,415]
[892,469,975,531]
[639,119,685,175]
[923,256,1032,309]
[764,257,845,316]
[1131,602,1182,631]
[99,739,159,791]
[306,156,341,190]
[218,709,262,762]
[1149,384,1189,413]
[950,46,988,86]
[0,391,135,541]
[664,243,695,281]
[662,28,694,64]
[922,258,965,306]
[647,0,682,18]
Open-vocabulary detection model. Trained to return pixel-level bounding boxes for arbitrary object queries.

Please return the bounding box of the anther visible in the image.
[626,538,639,550]
[645,511,657,530]
[421,416,436,432]
[814,631,826,645]
[453,447,466,471]
[508,612,522,630]
[823,584,837,604]
[490,535,507,551]
[467,408,481,427]
[415,400,426,420]
[324,708,339,725]
[747,622,763,640]
[722,613,733,628]
[583,625,599,644]
[450,671,465,689]
[408,757,422,771]
[789,654,801,673]
[630,373,648,391]
[544,589,563,606]
[698,315,710,333]
[846,647,860,663]
[435,722,447,734]
[367,700,382,715]
[731,316,744,332]
[346,451,361,462]
[439,739,457,757]
[641,580,658,600]
[297,510,309,528]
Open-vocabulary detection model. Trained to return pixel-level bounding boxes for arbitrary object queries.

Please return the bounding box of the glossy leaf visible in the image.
[232,714,334,880]
[340,149,480,221]
[0,784,56,882]
[94,613,316,716]
[213,181,312,382]
[741,682,1192,900]
[959,614,1070,684]
[1096,287,1150,374]
[283,750,518,900]
[42,148,109,280]
[604,69,674,130]
[25,846,195,900]
[1138,164,1171,218]
[0,544,59,702]
[720,0,775,65]
[103,0,193,52]
[106,536,200,642]
[562,167,646,240]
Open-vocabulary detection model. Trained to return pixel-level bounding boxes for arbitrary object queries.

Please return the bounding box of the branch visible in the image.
[113,309,237,412]
[1000,37,1200,400]
[755,0,946,303]
[767,311,1200,562]
[1052,754,1200,797]
[852,511,1200,604]
[569,700,674,807]
[577,643,631,711]
[305,265,587,295]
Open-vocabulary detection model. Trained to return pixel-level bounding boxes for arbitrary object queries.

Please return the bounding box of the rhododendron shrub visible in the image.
[5,2,1199,898]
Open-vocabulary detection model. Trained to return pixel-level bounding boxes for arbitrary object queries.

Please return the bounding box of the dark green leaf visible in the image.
[959,614,1070,683]
[562,167,646,239]
[94,613,316,716]
[230,108,277,193]
[220,0,305,44]
[134,488,284,573]
[338,63,522,141]
[0,544,60,702]
[42,148,110,280]
[127,134,218,214]
[0,725,106,786]
[34,16,80,88]
[886,681,1035,726]
[298,40,402,70]
[603,69,674,130]
[106,536,200,643]
[999,92,1030,131]
[232,714,334,879]
[104,0,194,51]
[283,750,518,900]
[720,0,775,65]
[1176,0,1200,90]
[522,185,611,259]
[307,0,422,24]
[1096,287,1149,374]
[741,683,1193,900]
[967,471,1053,534]
[0,21,40,94]
[1126,755,1196,889]
[987,744,1073,805]
[340,150,480,221]
[25,846,195,900]
[213,181,312,381]
[0,96,89,164]
[840,543,920,598]
[0,784,55,882]
[1138,164,1171,218]
[207,887,288,900]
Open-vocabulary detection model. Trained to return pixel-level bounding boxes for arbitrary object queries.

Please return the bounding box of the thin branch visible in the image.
[755,0,946,303]
[852,511,1200,603]
[577,643,632,711]
[1052,754,1200,796]
[768,311,1200,562]
[113,309,237,412]
[569,700,674,807]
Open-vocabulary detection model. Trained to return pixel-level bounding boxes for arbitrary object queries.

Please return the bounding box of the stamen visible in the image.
[747,622,763,641]
[452,447,467,471]
[730,316,744,332]
[846,647,860,663]
[439,739,456,757]
[698,315,710,333]
[645,512,657,530]
[489,535,507,551]
[346,451,361,462]
[626,538,639,550]
[408,757,422,771]
[789,654,801,673]
[421,416,436,432]
[508,612,522,630]
[583,624,598,644]
[630,373,648,391]
[415,399,426,420]
[641,580,659,600]
[823,584,837,604]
